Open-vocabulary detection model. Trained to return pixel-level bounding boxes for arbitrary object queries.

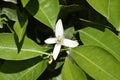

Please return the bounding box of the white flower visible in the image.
[45,19,79,60]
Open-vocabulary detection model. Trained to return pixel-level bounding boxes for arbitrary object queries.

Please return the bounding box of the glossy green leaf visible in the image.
[13,13,28,42]
[0,33,49,60]
[3,0,17,4]
[72,46,120,80]
[62,57,87,80]
[26,0,60,29]
[2,8,17,21]
[79,27,120,62]
[52,74,62,80]
[0,19,3,28]
[87,0,120,30]
[0,57,47,80]
[21,0,29,7]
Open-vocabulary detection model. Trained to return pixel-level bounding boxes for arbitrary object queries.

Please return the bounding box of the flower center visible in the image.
[56,36,64,44]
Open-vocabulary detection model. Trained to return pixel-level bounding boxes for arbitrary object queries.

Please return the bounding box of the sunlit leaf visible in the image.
[62,57,87,80]
[14,20,28,42]
[72,46,120,80]
[26,0,60,29]
[0,18,3,28]
[0,57,47,80]
[87,0,120,30]
[13,12,28,42]
[21,0,29,7]
[3,0,17,4]
[0,33,49,60]
[2,8,17,21]
[52,74,62,80]
[79,27,120,62]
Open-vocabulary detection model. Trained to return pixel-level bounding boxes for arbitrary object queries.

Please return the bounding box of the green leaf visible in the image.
[0,33,49,60]
[2,8,17,21]
[14,20,28,42]
[65,27,75,39]
[62,57,87,80]
[0,57,47,80]
[87,0,120,30]
[79,27,120,62]
[21,0,29,7]
[3,0,17,4]
[0,17,9,29]
[52,74,62,80]
[72,46,120,80]
[0,18,3,28]
[13,13,28,42]
[0,24,3,28]
[26,0,60,29]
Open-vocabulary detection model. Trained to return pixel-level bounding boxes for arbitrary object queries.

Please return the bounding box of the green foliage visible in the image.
[0,0,120,80]
[0,57,47,80]
[72,46,120,80]
[3,0,17,4]
[2,8,17,21]
[87,0,120,31]
[62,57,87,80]
[21,0,29,7]
[79,27,120,62]
[13,12,28,42]
[25,0,60,29]
[0,33,49,60]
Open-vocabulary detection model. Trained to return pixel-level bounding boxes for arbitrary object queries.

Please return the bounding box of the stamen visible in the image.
[56,36,64,44]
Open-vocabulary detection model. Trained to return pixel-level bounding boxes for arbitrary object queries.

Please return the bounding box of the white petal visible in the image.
[44,38,56,44]
[55,19,64,37]
[63,39,79,48]
[53,44,61,60]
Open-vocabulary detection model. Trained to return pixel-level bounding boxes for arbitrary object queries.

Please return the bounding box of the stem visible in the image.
[2,20,14,33]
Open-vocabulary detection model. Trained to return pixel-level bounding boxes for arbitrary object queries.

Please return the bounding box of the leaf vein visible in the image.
[73,50,117,80]
[80,30,120,61]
